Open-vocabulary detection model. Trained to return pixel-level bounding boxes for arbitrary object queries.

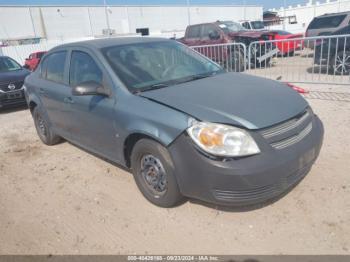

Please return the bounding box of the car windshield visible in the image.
[102,41,224,92]
[274,30,291,35]
[251,21,265,30]
[218,21,246,33]
[37,52,45,59]
[0,57,21,72]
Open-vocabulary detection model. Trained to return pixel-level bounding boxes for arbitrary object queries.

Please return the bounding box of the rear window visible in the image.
[308,15,346,30]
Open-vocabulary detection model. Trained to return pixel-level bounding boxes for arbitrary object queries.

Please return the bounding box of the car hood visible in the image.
[140,73,308,130]
[0,69,30,83]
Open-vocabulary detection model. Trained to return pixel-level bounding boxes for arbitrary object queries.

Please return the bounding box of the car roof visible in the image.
[51,37,169,51]
[318,11,350,17]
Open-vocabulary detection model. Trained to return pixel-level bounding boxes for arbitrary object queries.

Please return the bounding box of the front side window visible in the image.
[102,41,223,93]
[251,21,265,30]
[69,51,102,87]
[0,57,21,72]
[44,51,67,84]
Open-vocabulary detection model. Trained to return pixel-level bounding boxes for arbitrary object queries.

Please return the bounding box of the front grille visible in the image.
[260,109,313,150]
[261,110,310,139]
[0,81,24,92]
[270,122,313,150]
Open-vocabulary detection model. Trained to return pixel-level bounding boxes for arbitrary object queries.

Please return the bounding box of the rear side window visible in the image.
[69,51,102,87]
[187,25,201,39]
[308,15,346,29]
[242,22,250,29]
[42,51,67,84]
[335,25,350,35]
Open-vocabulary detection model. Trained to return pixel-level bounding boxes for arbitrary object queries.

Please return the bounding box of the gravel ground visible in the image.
[0,89,349,255]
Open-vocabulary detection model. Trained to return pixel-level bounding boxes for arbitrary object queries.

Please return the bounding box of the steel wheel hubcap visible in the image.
[37,115,47,137]
[140,154,167,194]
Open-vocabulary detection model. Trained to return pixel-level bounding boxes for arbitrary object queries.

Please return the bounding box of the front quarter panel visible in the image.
[114,92,191,164]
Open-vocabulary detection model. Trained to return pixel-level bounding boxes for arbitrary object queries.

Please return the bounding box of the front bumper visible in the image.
[168,115,324,206]
[0,89,26,109]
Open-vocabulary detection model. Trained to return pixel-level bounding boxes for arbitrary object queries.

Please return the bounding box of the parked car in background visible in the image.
[24,51,47,71]
[241,20,265,31]
[179,21,278,71]
[24,38,323,208]
[269,30,304,56]
[305,11,350,48]
[314,25,350,75]
[0,56,30,110]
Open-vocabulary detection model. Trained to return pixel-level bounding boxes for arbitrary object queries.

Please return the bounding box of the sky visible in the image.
[0,0,313,10]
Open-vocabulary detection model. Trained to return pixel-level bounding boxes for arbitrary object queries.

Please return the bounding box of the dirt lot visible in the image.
[0,86,350,255]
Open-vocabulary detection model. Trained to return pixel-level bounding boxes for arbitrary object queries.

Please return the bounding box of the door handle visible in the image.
[63,97,74,104]
[39,88,45,94]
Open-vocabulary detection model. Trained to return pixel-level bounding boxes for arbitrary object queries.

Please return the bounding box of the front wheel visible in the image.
[130,139,185,207]
[225,48,245,72]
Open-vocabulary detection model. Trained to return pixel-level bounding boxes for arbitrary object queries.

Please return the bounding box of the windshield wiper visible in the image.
[178,71,220,84]
[133,71,221,94]
[133,83,169,94]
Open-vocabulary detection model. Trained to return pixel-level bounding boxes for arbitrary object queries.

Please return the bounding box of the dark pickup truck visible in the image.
[178,21,278,71]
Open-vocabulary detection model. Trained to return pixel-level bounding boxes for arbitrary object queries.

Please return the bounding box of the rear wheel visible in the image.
[33,107,61,145]
[331,51,350,75]
[130,139,185,207]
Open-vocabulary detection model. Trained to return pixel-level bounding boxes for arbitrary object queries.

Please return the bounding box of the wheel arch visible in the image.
[123,132,168,168]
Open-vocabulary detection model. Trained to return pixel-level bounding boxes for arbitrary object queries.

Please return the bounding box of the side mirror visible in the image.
[209,31,220,40]
[72,81,110,96]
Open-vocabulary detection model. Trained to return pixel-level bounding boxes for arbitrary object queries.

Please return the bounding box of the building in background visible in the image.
[0,4,263,43]
[269,0,350,33]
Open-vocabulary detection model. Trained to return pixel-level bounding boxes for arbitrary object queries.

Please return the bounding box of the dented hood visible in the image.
[140,73,308,130]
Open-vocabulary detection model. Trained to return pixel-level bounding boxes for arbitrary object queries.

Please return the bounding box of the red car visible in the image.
[269,30,304,56]
[179,21,277,71]
[24,51,47,71]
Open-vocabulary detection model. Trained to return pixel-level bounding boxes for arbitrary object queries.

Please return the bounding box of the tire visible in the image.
[331,51,350,75]
[33,107,61,145]
[130,139,185,207]
[226,48,245,72]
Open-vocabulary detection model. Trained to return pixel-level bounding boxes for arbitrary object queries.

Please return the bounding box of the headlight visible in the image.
[187,122,260,157]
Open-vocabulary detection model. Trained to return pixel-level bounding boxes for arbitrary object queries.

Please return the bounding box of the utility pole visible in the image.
[243,0,246,21]
[104,0,111,36]
[283,0,286,30]
[186,0,191,25]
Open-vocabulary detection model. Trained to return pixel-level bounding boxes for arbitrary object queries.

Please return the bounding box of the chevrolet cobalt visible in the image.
[24,38,324,207]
